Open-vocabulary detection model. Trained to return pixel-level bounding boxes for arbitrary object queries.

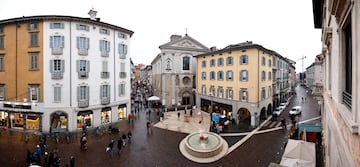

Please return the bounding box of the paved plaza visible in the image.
[0,85,321,167]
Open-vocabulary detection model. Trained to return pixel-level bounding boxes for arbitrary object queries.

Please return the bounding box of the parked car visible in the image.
[289,106,302,115]
[279,102,287,109]
[273,107,284,117]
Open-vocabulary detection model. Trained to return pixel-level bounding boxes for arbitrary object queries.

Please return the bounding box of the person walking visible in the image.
[177,112,180,120]
[106,140,114,158]
[121,133,127,146]
[117,138,123,156]
[190,109,193,117]
[80,134,87,151]
[70,156,75,167]
[127,131,132,143]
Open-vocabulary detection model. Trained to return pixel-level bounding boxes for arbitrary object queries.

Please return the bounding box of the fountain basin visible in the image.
[180,132,228,163]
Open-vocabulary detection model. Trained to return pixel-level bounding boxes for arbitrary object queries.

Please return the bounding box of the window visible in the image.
[218,58,224,66]
[268,71,272,80]
[50,23,64,29]
[78,85,89,107]
[226,70,233,81]
[28,85,40,102]
[100,85,110,104]
[210,59,215,67]
[268,86,272,97]
[226,87,233,99]
[119,83,125,96]
[29,32,38,47]
[77,37,89,55]
[201,60,206,67]
[210,86,215,96]
[76,24,89,31]
[240,55,248,65]
[120,63,126,78]
[240,70,248,81]
[50,59,64,79]
[100,40,110,56]
[217,71,223,80]
[261,87,265,100]
[268,59,272,67]
[28,23,38,30]
[226,56,233,65]
[118,33,127,39]
[240,89,248,102]
[0,36,4,49]
[262,57,266,66]
[0,26,3,33]
[99,28,110,35]
[0,54,4,71]
[0,84,5,100]
[183,77,191,85]
[342,17,352,110]
[210,71,215,80]
[53,86,61,102]
[201,85,206,94]
[29,52,39,70]
[201,72,206,80]
[218,87,224,98]
[50,36,64,55]
[262,71,266,81]
[118,44,128,58]
[101,61,109,78]
[77,60,89,78]
[183,57,190,70]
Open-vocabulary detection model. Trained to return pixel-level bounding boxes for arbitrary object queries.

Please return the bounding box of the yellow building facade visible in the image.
[195,42,274,128]
[0,21,44,129]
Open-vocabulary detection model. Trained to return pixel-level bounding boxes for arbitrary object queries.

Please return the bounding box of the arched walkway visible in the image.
[260,107,267,120]
[50,111,68,132]
[237,108,251,127]
[267,104,272,116]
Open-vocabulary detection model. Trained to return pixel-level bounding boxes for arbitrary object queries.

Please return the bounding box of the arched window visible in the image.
[240,55,248,65]
[240,70,248,81]
[183,56,190,70]
[226,56,233,65]
[226,70,233,81]
[240,89,248,102]
[217,71,223,80]
[262,57,266,66]
[201,72,206,80]
[262,71,266,81]
[201,60,206,67]
[210,59,215,67]
[210,71,215,80]
[268,71,272,80]
[218,58,224,66]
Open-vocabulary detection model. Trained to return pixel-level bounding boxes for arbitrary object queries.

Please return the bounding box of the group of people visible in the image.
[106,131,132,158]
[27,146,64,167]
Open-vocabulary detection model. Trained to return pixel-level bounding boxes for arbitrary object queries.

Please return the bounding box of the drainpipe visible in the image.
[16,22,18,100]
[69,21,72,106]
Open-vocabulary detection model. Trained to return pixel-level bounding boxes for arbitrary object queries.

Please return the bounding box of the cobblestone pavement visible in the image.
[0,85,320,167]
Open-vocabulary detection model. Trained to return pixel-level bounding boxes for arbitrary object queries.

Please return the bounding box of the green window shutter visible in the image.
[76,60,80,72]
[86,38,90,49]
[61,36,65,48]
[77,86,80,101]
[61,60,65,72]
[38,87,41,102]
[86,86,90,100]
[50,60,54,72]
[50,36,53,48]
[76,37,80,49]
[86,60,90,72]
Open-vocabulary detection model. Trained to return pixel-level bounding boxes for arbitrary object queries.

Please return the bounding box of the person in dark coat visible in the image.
[107,140,114,157]
[117,138,123,155]
[70,156,75,167]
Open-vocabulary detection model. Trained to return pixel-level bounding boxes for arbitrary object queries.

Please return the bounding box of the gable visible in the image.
[159,35,209,52]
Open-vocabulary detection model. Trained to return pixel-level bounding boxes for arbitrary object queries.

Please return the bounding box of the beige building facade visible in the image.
[313,0,360,166]
[195,41,275,127]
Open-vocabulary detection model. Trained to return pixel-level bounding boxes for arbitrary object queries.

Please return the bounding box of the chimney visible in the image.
[170,35,182,41]
[210,46,217,52]
[88,8,97,21]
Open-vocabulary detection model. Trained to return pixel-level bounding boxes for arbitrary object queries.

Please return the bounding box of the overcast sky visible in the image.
[1,0,321,73]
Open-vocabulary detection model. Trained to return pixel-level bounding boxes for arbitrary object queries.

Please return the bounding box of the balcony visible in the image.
[119,54,126,59]
[78,49,88,56]
[342,91,352,110]
[101,72,110,79]
[78,71,89,79]
[101,97,110,105]
[51,71,63,79]
[119,72,127,78]
[52,47,63,55]
[101,51,109,57]
[78,100,89,108]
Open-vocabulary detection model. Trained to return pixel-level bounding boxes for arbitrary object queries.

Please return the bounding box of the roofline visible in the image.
[0,15,134,37]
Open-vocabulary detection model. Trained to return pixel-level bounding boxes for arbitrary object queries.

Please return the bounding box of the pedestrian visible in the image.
[80,134,87,151]
[121,133,127,146]
[177,112,180,120]
[106,140,114,157]
[184,108,187,115]
[70,156,75,167]
[190,109,193,117]
[146,121,151,133]
[117,138,123,155]
[302,97,304,103]
[127,131,132,143]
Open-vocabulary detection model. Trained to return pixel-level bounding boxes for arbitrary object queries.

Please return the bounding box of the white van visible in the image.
[289,106,302,115]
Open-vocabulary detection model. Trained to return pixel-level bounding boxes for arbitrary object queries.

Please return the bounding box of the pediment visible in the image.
[159,35,209,52]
